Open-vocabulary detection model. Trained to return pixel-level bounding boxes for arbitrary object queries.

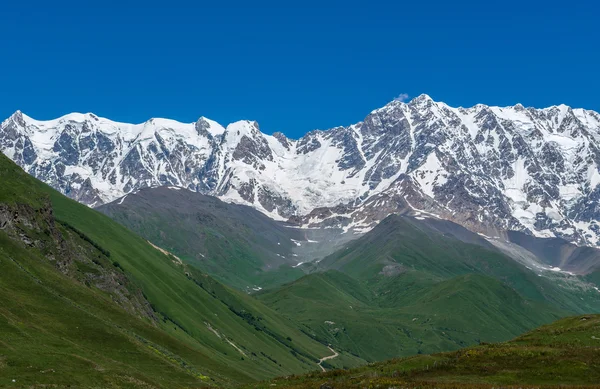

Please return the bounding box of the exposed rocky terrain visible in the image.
[2,95,600,246]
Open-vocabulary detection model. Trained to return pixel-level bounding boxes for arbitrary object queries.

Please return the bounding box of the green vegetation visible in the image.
[258,271,564,362]
[245,314,600,388]
[57,219,111,257]
[257,216,600,362]
[96,188,308,291]
[0,233,219,388]
[0,153,337,387]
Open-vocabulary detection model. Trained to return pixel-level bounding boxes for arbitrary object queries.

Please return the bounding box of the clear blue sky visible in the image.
[1,0,598,138]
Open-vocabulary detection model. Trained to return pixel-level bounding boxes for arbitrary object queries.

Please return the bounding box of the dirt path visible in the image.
[318,346,339,372]
[147,240,183,264]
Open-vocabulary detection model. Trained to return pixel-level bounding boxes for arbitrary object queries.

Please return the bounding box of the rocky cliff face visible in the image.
[0,196,156,320]
[2,95,600,245]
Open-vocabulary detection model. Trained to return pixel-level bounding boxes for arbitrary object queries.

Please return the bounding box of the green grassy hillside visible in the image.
[0,153,341,387]
[258,215,600,362]
[96,187,309,290]
[319,216,600,312]
[245,314,600,388]
[258,271,564,362]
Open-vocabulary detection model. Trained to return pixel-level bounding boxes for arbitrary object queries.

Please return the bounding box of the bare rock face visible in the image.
[2,96,600,246]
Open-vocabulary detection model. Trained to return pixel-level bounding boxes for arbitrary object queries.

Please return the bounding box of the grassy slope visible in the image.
[258,215,600,362]
[320,216,600,313]
[245,314,600,388]
[0,154,334,387]
[96,188,305,291]
[258,271,563,362]
[0,233,224,388]
[49,191,335,378]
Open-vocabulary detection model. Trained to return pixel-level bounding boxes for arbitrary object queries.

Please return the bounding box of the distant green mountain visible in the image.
[257,215,600,362]
[505,229,600,275]
[96,187,351,291]
[0,153,360,388]
[246,314,600,388]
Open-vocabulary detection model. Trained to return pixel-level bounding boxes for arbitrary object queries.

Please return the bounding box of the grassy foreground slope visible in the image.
[0,153,337,387]
[246,314,600,388]
[0,232,222,388]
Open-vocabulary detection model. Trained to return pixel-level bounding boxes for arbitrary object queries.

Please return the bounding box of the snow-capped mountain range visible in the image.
[2,94,600,246]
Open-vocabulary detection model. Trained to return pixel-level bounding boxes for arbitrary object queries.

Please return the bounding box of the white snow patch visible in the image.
[290,239,302,246]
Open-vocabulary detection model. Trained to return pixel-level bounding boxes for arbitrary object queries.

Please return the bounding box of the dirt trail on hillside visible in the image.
[318,346,339,372]
[147,240,182,264]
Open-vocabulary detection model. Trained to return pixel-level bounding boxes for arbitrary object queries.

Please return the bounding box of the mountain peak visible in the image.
[6,110,27,127]
[272,131,291,149]
[195,116,225,137]
[226,120,261,134]
[408,94,436,109]
[2,98,600,248]
[412,93,434,103]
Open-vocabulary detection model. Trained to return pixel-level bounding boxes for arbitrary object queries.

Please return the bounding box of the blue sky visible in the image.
[1,0,598,138]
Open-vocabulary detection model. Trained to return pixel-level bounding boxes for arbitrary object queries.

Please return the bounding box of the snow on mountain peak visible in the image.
[2,97,600,247]
[412,93,434,103]
[196,116,225,137]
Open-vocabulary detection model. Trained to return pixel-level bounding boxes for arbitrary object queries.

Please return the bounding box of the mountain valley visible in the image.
[2,96,600,388]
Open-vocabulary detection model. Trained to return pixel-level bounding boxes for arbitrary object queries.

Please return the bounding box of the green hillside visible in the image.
[96,187,310,291]
[258,271,564,362]
[0,153,341,388]
[319,216,599,311]
[96,187,353,292]
[258,215,600,362]
[245,314,600,388]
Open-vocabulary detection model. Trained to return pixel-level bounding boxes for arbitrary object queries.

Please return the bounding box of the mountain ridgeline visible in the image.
[2,95,600,248]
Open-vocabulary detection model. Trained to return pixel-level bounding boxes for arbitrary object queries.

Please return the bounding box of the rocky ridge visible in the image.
[2,94,600,245]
